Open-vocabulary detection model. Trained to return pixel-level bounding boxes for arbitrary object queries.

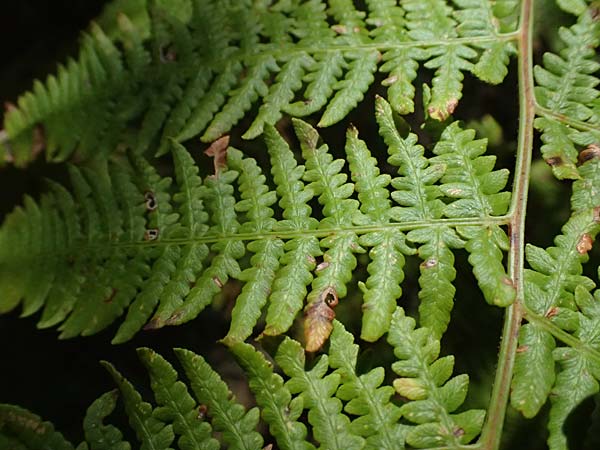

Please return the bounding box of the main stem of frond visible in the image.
[479,1,535,449]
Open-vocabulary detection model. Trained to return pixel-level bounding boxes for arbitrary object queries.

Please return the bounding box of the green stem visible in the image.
[480,0,535,449]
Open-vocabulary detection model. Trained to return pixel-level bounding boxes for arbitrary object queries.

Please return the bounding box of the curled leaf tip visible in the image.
[205,135,230,175]
[304,286,338,352]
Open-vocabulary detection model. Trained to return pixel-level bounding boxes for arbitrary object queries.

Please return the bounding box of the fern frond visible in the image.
[387,307,486,448]
[0,100,513,348]
[512,148,600,445]
[2,0,518,166]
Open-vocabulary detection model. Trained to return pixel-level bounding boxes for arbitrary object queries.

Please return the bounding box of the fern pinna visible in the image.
[1,1,600,450]
[0,97,513,347]
[0,0,517,167]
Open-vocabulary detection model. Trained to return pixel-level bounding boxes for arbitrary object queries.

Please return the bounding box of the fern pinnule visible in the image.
[432,122,514,307]
[138,348,219,450]
[387,307,486,448]
[345,123,412,341]
[376,96,457,339]
[329,321,407,450]
[294,118,364,351]
[230,342,316,450]
[176,348,264,450]
[112,154,180,343]
[163,168,245,328]
[83,390,131,450]
[223,148,284,344]
[453,0,517,84]
[103,361,175,450]
[276,337,366,450]
[262,125,321,337]
[144,142,210,328]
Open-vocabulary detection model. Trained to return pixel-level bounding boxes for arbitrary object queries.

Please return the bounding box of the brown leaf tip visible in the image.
[578,144,600,165]
[576,233,594,255]
[205,135,230,175]
[304,286,338,352]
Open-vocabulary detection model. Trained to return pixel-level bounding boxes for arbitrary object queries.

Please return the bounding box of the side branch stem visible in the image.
[480,0,535,449]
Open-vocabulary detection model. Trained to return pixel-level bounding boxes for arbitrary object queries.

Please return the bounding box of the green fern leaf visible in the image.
[512,149,600,429]
[138,348,219,450]
[276,337,365,450]
[534,9,600,179]
[262,125,321,337]
[102,361,174,450]
[294,118,365,351]
[2,0,519,166]
[163,162,244,327]
[329,321,407,450]
[83,391,131,450]
[230,342,315,450]
[175,348,264,450]
[510,324,557,418]
[387,307,485,448]
[375,96,459,338]
[345,122,412,341]
[546,286,600,450]
[0,404,75,450]
[431,122,514,307]
[222,148,283,343]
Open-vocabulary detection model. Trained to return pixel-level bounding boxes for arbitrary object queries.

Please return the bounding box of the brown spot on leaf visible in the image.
[382,75,398,86]
[205,136,230,175]
[421,258,437,269]
[304,286,338,352]
[332,24,348,34]
[516,345,529,353]
[594,207,600,223]
[315,261,329,272]
[453,427,465,437]
[144,191,157,211]
[104,288,118,303]
[546,156,563,167]
[544,306,559,318]
[197,404,207,420]
[428,98,458,121]
[144,228,159,241]
[576,233,594,254]
[213,276,224,288]
[578,144,600,165]
[31,125,45,159]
